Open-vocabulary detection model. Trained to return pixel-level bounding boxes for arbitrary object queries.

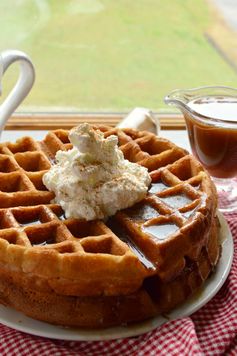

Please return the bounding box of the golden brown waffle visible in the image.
[0,126,220,328]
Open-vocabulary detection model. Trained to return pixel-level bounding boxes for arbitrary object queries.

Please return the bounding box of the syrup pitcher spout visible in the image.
[164,89,192,114]
[0,50,35,137]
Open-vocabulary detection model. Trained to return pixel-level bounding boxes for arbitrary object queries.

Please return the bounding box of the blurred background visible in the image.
[1,0,237,113]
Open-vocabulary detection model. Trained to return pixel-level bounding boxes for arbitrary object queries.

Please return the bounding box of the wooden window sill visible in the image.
[6,113,185,131]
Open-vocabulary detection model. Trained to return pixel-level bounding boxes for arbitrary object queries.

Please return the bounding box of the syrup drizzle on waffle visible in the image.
[107,218,156,271]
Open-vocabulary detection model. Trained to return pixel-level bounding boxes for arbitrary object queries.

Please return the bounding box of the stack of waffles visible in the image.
[0,126,220,328]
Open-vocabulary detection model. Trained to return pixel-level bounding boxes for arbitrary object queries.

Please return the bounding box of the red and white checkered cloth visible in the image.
[0,211,236,356]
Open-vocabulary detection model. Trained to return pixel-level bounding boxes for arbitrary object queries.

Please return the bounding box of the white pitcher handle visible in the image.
[0,49,35,134]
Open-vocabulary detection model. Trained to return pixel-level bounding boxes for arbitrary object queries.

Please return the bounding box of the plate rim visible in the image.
[0,212,234,341]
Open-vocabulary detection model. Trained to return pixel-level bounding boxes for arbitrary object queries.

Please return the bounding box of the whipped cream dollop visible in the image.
[43,124,151,221]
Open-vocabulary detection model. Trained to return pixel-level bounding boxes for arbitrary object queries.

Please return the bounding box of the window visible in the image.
[1,0,236,113]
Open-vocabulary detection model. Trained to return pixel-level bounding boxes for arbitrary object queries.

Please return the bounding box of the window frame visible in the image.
[7,113,185,131]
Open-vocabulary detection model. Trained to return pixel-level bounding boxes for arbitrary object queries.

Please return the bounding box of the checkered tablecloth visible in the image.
[0,210,236,356]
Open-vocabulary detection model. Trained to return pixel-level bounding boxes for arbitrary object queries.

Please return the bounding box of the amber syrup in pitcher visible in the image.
[184,96,237,178]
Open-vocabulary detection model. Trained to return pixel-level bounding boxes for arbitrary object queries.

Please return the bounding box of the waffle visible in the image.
[0,126,220,328]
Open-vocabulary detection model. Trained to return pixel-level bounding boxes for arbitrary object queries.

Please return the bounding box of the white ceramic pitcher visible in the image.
[0,49,35,136]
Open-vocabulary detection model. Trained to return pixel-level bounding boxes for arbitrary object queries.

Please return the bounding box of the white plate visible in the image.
[0,212,233,341]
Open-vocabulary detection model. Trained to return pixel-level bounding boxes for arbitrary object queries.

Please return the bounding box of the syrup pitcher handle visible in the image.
[0,50,35,136]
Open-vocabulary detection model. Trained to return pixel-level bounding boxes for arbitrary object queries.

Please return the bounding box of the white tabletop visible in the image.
[1,130,191,152]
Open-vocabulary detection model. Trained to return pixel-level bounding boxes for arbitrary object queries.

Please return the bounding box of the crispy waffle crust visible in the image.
[0,126,220,328]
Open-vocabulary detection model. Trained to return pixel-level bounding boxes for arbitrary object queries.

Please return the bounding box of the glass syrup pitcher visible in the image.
[164,86,237,212]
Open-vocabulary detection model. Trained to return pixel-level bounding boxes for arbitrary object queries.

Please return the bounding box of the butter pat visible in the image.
[43,124,151,221]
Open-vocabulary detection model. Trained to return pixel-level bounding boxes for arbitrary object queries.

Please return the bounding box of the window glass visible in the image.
[0,0,236,112]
